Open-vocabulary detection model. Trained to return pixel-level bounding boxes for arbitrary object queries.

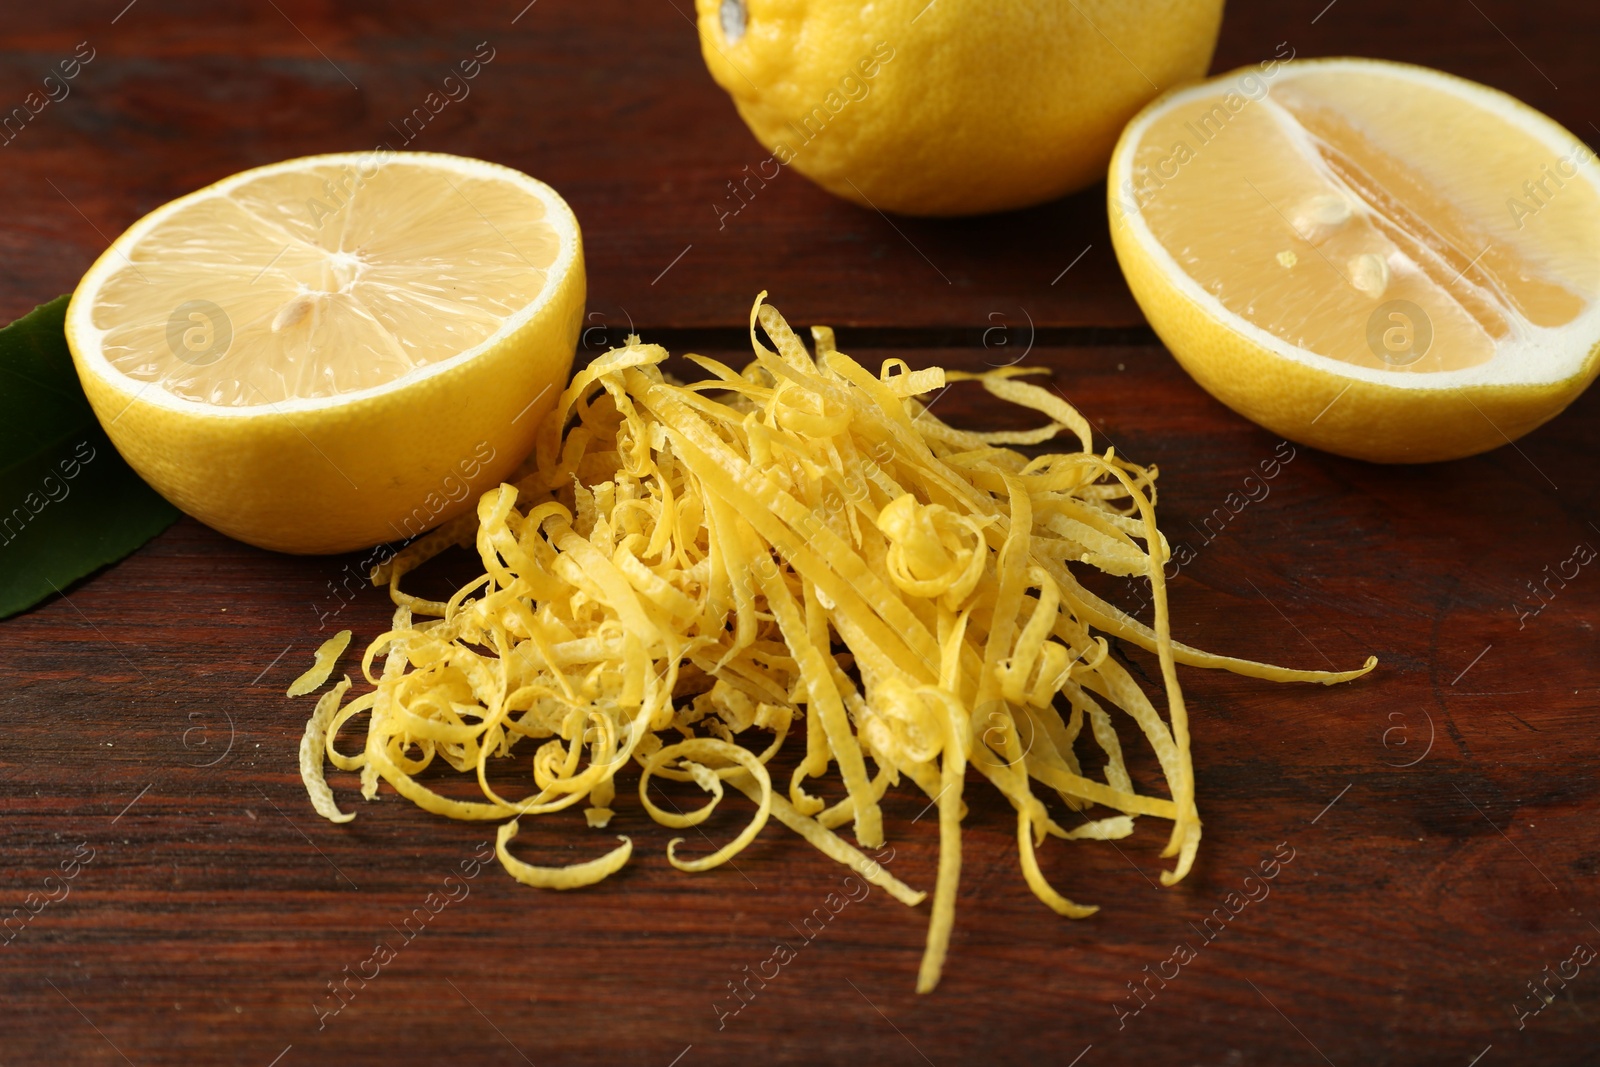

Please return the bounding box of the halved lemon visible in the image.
[66,151,584,553]
[1109,58,1600,463]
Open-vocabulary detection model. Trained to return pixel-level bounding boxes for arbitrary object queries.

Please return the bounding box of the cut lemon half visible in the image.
[1109,58,1600,463]
[66,151,584,553]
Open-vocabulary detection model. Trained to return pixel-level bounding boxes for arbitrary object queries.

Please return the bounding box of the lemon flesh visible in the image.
[696,0,1223,217]
[67,152,585,553]
[1111,59,1600,462]
[95,160,563,406]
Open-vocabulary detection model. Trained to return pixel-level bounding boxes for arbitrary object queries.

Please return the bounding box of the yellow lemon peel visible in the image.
[287,630,351,698]
[301,296,1375,992]
[299,675,355,824]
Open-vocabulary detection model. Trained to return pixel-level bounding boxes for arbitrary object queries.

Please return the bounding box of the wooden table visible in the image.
[4,2,1598,1064]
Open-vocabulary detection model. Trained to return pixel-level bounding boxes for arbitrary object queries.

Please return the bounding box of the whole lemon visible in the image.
[695,0,1225,217]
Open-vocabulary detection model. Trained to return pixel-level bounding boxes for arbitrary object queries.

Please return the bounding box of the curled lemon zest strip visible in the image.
[642,737,772,873]
[497,820,632,890]
[287,629,351,697]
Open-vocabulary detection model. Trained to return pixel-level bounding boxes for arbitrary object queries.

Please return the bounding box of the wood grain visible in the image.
[3,1,1600,1065]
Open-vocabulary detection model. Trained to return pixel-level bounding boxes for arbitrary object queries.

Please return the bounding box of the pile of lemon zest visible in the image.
[295,295,1374,994]
[287,629,351,697]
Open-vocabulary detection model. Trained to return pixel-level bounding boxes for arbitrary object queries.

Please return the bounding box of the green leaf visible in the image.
[0,295,180,619]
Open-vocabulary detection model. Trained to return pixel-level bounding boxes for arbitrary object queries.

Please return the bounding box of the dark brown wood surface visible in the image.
[3,2,1599,1064]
